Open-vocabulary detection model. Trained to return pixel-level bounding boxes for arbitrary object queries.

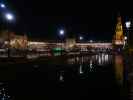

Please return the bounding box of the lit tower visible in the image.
[113,14,124,49]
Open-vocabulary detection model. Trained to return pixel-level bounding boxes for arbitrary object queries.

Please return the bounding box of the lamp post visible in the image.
[0,3,15,58]
[59,29,65,55]
[4,13,14,58]
[79,36,83,52]
[125,21,131,46]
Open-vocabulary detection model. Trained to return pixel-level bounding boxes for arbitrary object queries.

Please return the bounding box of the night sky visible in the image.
[2,1,132,41]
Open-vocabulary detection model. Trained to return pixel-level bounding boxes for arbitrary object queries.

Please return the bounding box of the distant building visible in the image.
[9,32,28,49]
[65,38,76,49]
[112,14,125,51]
[113,15,124,45]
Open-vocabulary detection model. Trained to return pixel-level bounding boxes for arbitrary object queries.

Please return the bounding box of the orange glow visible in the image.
[114,55,123,85]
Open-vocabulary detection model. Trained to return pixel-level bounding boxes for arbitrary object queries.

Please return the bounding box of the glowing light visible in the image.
[28,42,46,45]
[53,47,63,51]
[76,57,79,62]
[98,55,102,65]
[59,75,64,81]
[79,65,83,74]
[53,52,61,56]
[124,36,127,40]
[4,41,8,44]
[69,44,74,48]
[105,54,109,62]
[5,13,14,21]
[90,40,93,43]
[90,60,93,69]
[79,36,83,40]
[59,29,65,35]
[0,3,5,8]
[125,21,131,29]
[115,40,124,45]
[59,71,64,82]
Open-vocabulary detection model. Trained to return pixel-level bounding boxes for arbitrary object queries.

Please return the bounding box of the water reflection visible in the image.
[79,65,83,74]
[66,53,124,85]
[59,71,64,82]
[0,82,11,100]
[89,60,93,68]
[67,53,112,66]
[114,54,124,85]
[16,52,124,99]
[53,52,61,56]
[89,60,93,72]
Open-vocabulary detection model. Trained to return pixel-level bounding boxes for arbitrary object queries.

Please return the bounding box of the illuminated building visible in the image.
[65,38,76,49]
[9,32,28,49]
[0,30,8,46]
[113,14,124,49]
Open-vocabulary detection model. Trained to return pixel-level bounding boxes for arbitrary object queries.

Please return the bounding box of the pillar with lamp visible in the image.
[125,21,131,46]
[0,2,15,57]
[59,29,65,55]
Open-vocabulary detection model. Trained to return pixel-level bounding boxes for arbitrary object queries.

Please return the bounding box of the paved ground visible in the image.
[126,54,133,99]
[129,67,133,99]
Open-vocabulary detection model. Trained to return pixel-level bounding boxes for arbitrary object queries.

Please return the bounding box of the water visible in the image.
[0,53,127,100]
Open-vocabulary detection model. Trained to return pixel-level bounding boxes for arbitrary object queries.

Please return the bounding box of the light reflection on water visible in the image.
[67,53,113,65]
[59,71,65,82]
[114,54,124,85]
[26,52,124,87]
[59,53,124,86]
[58,53,113,82]
[79,65,83,74]
[10,52,124,99]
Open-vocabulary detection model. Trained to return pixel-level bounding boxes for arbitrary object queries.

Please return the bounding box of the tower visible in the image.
[113,14,124,49]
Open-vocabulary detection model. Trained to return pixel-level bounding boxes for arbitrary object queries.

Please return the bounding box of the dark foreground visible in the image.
[0,54,128,100]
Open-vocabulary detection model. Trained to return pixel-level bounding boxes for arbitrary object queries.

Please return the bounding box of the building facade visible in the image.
[9,32,28,49]
[65,38,76,49]
[113,15,124,45]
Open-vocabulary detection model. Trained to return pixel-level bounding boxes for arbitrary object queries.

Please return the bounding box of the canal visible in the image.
[0,53,127,100]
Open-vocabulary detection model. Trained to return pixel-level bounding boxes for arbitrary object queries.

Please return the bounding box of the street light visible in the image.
[59,29,65,36]
[125,21,131,46]
[0,3,6,8]
[0,2,16,58]
[5,13,14,21]
[79,36,83,40]
[59,29,65,55]
[126,21,131,29]
[124,36,127,40]
[4,13,15,58]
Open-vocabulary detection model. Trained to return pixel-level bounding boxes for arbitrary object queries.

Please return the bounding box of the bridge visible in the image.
[27,41,113,53]
[76,43,112,49]
[24,15,125,52]
[28,41,113,48]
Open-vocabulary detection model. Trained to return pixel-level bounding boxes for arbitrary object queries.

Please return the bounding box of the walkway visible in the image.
[126,54,133,99]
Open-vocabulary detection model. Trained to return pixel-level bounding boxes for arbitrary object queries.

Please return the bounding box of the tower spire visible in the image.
[113,13,124,45]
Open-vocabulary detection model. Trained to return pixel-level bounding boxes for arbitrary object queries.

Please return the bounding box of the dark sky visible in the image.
[3,1,132,41]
